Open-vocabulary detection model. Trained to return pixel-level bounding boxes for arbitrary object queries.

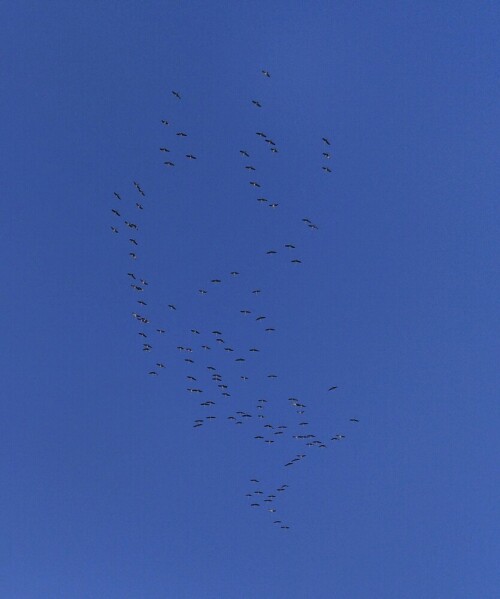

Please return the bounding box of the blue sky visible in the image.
[2,2,499,598]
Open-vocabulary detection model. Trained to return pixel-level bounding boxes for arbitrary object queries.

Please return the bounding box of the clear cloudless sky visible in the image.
[2,2,499,598]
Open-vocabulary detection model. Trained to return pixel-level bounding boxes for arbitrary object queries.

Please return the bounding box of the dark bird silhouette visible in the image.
[256,132,267,138]
[240,150,250,157]
[164,161,175,167]
[322,137,331,145]
[284,244,296,249]
[161,120,169,126]
[172,90,181,99]
[328,386,338,391]
[160,147,170,152]
[261,69,271,78]
[111,209,120,216]
[250,181,261,187]
[245,165,256,171]
[168,304,176,310]
[291,259,302,264]
[322,166,332,173]
[186,154,197,160]
[252,100,262,108]
[350,418,359,423]
[113,192,121,200]
[111,227,118,233]
[176,132,187,137]
[136,203,143,210]
[322,152,331,158]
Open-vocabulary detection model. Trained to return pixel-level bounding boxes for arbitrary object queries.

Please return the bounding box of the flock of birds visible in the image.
[109,70,359,530]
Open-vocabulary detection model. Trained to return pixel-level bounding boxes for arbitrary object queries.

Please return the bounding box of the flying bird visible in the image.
[172,90,181,99]
[322,137,331,145]
[261,69,271,78]
[252,100,262,108]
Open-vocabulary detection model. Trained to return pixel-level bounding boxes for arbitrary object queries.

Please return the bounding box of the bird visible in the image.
[186,154,197,160]
[291,259,302,264]
[270,148,278,153]
[269,203,279,208]
[257,197,267,203]
[245,165,256,171]
[322,166,332,173]
[110,226,118,233]
[135,203,143,210]
[111,209,120,217]
[160,147,170,152]
[161,119,169,126]
[211,279,222,284]
[322,137,331,145]
[113,192,121,200]
[266,250,277,255]
[172,90,181,99]
[250,181,261,187]
[148,371,158,376]
[168,304,176,310]
[252,100,262,108]
[322,152,331,158]
[164,161,175,167]
[176,132,187,137]
[328,386,338,391]
[261,69,271,78]
[129,239,138,246]
[350,418,359,423]
[199,289,207,294]
[240,150,250,157]
[230,271,239,276]
[256,132,267,138]
[284,244,296,249]
[129,253,137,259]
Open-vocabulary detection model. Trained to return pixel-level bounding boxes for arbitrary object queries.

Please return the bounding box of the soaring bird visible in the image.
[322,166,332,173]
[322,137,331,145]
[322,152,331,158]
[164,161,175,167]
[129,253,137,259]
[350,418,359,423]
[291,259,302,264]
[161,119,169,126]
[111,209,120,217]
[284,244,296,249]
[160,147,170,152]
[270,148,278,153]
[172,90,181,99]
[110,227,118,233]
[113,192,121,200]
[252,100,262,108]
[266,250,277,255]
[186,154,197,160]
[129,239,138,246]
[230,271,239,276]
[269,203,279,208]
[240,150,250,157]
[256,132,267,138]
[168,304,176,310]
[261,69,271,78]
[176,132,187,137]
[250,181,261,187]
[211,279,222,284]
[135,203,143,210]
[245,165,256,171]
[257,197,268,203]
[328,386,338,391]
